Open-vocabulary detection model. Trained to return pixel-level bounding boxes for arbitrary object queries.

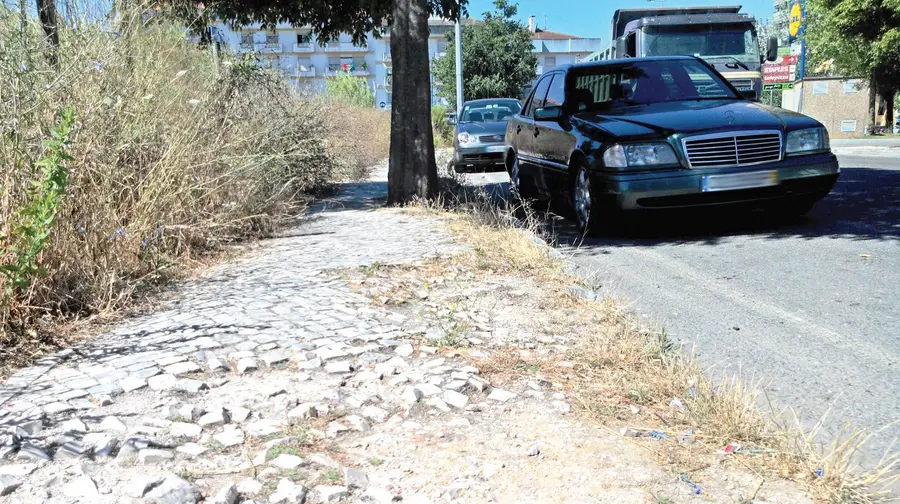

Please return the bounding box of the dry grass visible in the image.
[399,181,899,503]
[0,6,388,366]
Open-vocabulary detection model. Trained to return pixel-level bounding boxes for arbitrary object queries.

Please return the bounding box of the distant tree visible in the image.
[432,0,537,108]
[174,0,467,204]
[325,72,376,108]
[37,0,59,67]
[805,0,900,128]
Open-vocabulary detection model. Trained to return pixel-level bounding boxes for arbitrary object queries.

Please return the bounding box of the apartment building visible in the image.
[210,17,602,108]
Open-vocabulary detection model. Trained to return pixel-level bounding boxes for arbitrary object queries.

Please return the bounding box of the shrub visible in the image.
[324,71,376,108]
[432,105,455,147]
[0,7,350,350]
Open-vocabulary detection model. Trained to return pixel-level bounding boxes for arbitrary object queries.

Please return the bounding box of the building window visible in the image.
[544,56,557,69]
[266,33,278,45]
[296,33,312,45]
[843,80,862,93]
[386,92,393,104]
[812,81,829,94]
[240,33,253,47]
[840,120,857,132]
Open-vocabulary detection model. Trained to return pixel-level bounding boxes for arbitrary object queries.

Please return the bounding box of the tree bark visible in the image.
[37,0,59,68]
[387,0,438,205]
[867,76,877,134]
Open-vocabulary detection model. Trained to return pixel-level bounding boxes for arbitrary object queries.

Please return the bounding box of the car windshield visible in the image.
[641,24,761,69]
[571,59,740,110]
[460,100,521,123]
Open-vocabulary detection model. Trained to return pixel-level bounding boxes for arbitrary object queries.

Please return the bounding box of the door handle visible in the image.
[533,128,540,137]
[516,125,522,134]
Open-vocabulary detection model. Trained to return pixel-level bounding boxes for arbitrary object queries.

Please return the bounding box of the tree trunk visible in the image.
[387,0,438,205]
[867,77,877,134]
[884,91,894,130]
[37,0,59,68]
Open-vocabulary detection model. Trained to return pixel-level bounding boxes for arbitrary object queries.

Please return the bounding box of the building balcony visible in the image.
[238,43,253,53]
[258,42,282,53]
[434,50,447,59]
[294,67,317,78]
[293,43,314,53]
[321,42,369,53]
[380,52,392,65]
[378,76,393,88]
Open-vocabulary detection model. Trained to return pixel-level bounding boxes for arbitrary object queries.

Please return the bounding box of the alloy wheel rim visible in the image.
[575,169,591,229]
[510,158,520,189]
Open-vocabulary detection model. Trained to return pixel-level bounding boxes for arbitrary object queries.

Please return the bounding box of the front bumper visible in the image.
[453,143,507,170]
[595,152,840,210]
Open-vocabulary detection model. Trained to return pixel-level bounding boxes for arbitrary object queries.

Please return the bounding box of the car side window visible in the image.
[545,74,566,108]
[525,76,552,117]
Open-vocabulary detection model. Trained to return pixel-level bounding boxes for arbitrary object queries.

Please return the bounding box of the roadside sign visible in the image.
[763,55,798,83]
[379,101,386,109]
[763,83,794,90]
[789,0,803,39]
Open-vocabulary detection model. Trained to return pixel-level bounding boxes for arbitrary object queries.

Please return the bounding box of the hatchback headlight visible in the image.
[786,127,829,155]
[603,143,679,169]
[457,132,476,145]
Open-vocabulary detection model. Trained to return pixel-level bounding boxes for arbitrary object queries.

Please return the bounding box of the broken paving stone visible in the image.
[269,478,307,504]
[467,378,489,393]
[227,407,251,423]
[413,383,442,397]
[236,358,259,374]
[236,478,263,495]
[179,404,205,422]
[352,371,383,383]
[301,357,323,370]
[61,418,87,434]
[84,433,118,457]
[361,488,396,504]
[373,363,397,376]
[287,403,318,424]
[148,374,179,391]
[63,475,99,500]
[245,419,282,437]
[487,388,517,403]
[394,344,414,358]
[139,448,174,464]
[143,475,202,504]
[400,386,422,405]
[343,468,368,489]
[198,409,229,427]
[384,356,409,369]
[177,379,209,394]
[164,361,201,375]
[43,401,75,415]
[170,422,202,440]
[324,361,352,374]
[0,475,22,496]
[176,443,208,457]
[421,358,446,369]
[427,398,451,412]
[552,401,572,414]
[261,351,289,367]
[214,426,245,447]
[209,483,239,504]
[344,415,370,432]
[361,405,389,423]
[443,380,467,392]
[316,347,349,361]
[124,475,166,498]
[526,444,541,457]
[420,346,438,355]
[443,390,469,409]
[270,454,305,469]
[120,376,149,393]
[0,464,37,477]
[98,416,128,433]
[55,441,91,460]
[16,443,50,462]
[326,422,349,438]
[206,356,228,372]
[314,486,350,503]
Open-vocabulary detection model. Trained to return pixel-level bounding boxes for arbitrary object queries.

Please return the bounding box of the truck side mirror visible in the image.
[766,36,778,62]
[615,37,627,58]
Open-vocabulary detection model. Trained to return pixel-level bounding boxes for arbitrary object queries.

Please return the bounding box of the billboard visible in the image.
[763,55,798,83]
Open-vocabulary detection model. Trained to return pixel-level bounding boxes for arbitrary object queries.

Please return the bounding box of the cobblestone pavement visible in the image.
[0,165,814,503]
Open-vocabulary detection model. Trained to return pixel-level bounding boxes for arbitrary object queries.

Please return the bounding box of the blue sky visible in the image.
[464,0,776,39]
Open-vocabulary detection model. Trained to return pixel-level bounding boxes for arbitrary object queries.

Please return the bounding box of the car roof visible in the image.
[552,56,700,73]
[463,98,520,106]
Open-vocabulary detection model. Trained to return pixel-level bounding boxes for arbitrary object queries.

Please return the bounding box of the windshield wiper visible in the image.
[704,56,750,71]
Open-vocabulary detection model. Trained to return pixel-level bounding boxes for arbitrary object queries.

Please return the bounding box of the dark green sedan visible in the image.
[505,56,839,234]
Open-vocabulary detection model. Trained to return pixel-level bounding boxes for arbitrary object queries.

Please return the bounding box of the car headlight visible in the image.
[786,127,829,155]
[602,143,678,169]
[457,132,476,145]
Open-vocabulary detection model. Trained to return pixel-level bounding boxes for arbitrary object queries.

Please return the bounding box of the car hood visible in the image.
[574,100,822,139]
[456,121,508,136]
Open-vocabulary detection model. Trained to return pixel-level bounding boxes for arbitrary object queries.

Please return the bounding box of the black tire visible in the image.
[507,154,540,202]
[571,162,605,235]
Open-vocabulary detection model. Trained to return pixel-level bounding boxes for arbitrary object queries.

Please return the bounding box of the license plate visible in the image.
[701,170,779,192]
[485,144,506,153]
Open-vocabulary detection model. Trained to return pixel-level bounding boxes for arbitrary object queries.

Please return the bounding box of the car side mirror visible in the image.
[534,106,563,121]
[447,116,457,125]
[739,89,757,100]
[766,36,778,62]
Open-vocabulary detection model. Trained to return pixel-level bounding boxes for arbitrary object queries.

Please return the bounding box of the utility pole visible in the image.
[454,18,463,118]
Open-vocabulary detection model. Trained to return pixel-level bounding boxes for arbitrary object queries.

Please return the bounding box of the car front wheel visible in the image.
[573,163,602,235]
[507,154,539,202]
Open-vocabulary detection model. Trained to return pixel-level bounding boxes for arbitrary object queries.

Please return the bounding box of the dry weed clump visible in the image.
[321,103,391,181]
[0,8,380,361]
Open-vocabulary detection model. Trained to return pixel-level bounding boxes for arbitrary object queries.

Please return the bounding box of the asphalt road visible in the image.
[462,144,900,464]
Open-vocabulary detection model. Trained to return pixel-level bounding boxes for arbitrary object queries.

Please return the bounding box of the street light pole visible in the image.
[455,18,464,118]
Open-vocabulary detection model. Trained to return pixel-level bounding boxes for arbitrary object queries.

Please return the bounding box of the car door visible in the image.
[514,75,552,183]
[533,72,576,200]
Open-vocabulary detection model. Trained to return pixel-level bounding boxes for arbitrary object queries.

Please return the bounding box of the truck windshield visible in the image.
[641,24,760,67]
[572,59,740,108]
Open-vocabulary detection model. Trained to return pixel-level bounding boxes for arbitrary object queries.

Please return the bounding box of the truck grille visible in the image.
[682,131,782,168]
[478,134,505,143]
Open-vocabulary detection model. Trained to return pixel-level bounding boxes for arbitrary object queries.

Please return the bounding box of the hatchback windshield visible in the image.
[460,100,521,123]
[571,59,740,109]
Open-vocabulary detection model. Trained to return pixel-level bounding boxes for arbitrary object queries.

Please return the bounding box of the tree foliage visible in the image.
[805,0,900,123]
[431,0,537,108]
[325,72,376,108]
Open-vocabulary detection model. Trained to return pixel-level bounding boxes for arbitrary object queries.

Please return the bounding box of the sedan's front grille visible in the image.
[478,134,505,143]
[682,131,782,168]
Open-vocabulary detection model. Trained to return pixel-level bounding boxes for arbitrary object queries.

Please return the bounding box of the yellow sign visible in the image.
[789,0,803,37]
